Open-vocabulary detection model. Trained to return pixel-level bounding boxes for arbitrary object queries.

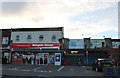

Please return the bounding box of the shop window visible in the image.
[52,35,56,42]
[16,35,19,41]
[39,35,44,42]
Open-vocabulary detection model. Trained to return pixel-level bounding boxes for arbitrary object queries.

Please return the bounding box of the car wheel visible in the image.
[95,67,98,72]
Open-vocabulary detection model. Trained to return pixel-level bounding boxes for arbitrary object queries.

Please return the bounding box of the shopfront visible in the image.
[2,49,10,64]
[36,53,53,65]
[12,52,61,65]
[10,27,64,65]
[64,39,85,65]
[11,43,62,65]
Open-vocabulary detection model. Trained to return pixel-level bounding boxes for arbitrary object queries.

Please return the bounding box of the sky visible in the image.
[0,0,119,39]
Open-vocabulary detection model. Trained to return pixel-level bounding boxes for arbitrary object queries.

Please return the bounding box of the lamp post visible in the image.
[9,27,13,63]
[58,37,64,54]
[9,40,13,63]
[86,51,88,66]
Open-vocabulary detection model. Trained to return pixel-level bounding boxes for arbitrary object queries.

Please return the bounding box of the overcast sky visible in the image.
[0,0,119,39]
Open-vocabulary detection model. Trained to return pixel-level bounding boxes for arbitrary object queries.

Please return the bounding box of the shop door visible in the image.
[44,53,49,65]
[54,53,61,65]
[37,53,49,65]
[39,53,44,65]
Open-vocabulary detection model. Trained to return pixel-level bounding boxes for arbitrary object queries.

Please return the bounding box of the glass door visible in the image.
[44,53,49,65]
[39,53,44,65]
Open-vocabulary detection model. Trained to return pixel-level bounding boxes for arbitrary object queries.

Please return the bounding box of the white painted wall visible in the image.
[11,31,63,43]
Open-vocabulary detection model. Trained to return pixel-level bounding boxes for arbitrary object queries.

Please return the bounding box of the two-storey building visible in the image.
[63,39,85,65]
[10,27,64,65]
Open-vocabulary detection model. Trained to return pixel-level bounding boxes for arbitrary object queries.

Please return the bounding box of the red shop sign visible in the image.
[12,43,60,48]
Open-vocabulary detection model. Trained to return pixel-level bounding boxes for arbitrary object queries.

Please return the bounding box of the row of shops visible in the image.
[1,28,120,66]
[3,49,62,65]
[2,28,63,65]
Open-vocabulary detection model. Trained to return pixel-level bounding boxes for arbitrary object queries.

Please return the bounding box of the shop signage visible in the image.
[32,44,54,47]
[12,43,60,48]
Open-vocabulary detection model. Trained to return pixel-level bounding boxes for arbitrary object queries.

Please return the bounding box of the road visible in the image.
[1,64,107,78]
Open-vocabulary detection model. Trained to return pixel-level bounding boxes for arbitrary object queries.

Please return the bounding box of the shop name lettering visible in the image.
[32,44,54,47]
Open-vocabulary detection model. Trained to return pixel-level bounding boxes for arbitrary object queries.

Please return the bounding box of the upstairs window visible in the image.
[27,35,32,42]
[52,35,56,42]
[16,35,19,41]
[70,42,76,47]
[27,35,32,40]
[39,35,44,42]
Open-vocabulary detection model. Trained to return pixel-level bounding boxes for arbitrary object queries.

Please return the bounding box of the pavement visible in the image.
[1,64,107,78]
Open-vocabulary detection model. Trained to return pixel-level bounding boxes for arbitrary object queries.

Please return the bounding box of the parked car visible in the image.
[92,58,113,72]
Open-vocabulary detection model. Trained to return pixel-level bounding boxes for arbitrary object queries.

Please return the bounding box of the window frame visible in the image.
[39,35,44,42]
[16,35,20,41]
[52,35,56,42]
[27,34,32,40]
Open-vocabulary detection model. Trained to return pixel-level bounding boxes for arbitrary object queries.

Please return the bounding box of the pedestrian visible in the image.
[25,57,28,64]
[4,56,7,64]
[44,58,47,64]
[29,57,31,64]
[2,57,5,64]
[78,58,82,66]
